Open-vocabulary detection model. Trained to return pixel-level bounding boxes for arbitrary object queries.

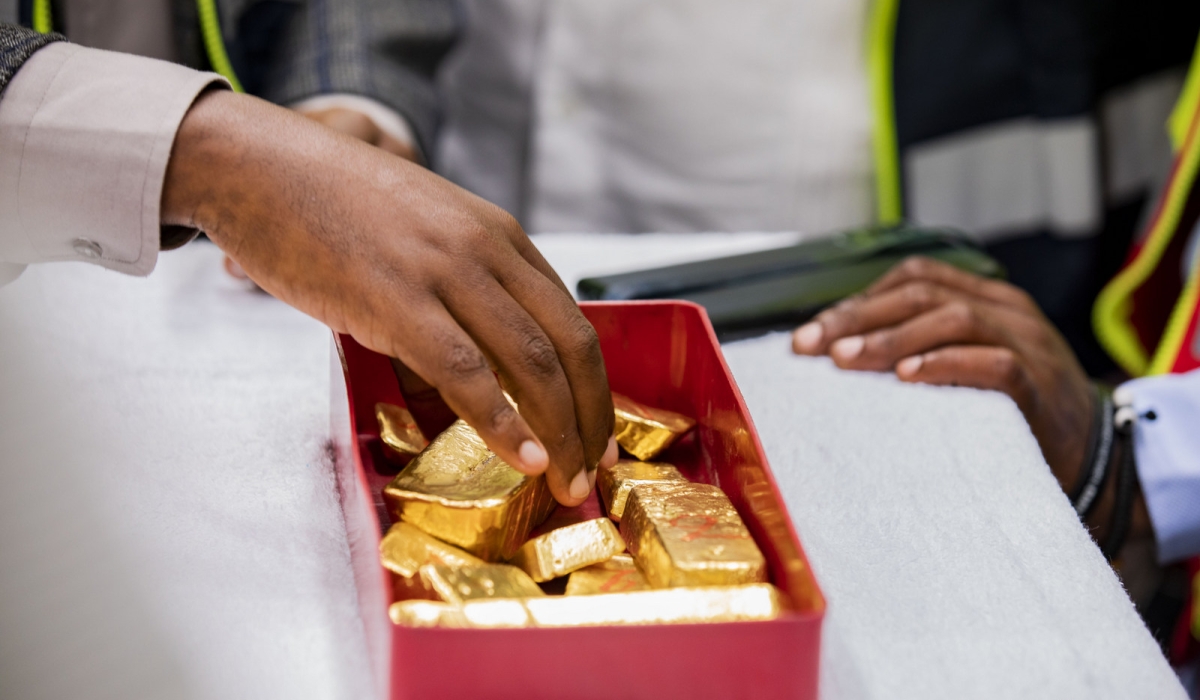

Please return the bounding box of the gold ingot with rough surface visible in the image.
[621,482,767,589]
[375,403,428,458]
[612,393,695,461]
[597,460,685,521]
[379,522,485,600]
[507,518,626,582]
[384,420,556,561]
[417,562,544,605]
[388,583,785,628]
[565,553,650,595]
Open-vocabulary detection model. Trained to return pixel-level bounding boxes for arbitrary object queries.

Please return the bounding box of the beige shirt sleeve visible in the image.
[0,42,227,283]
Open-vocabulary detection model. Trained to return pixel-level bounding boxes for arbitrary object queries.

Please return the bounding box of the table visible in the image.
[0,235,1183,700]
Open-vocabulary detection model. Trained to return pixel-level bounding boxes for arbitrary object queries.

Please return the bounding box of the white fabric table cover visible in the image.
[0,235,1184,700]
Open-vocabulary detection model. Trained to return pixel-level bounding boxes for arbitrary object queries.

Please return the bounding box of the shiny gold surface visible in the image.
[384,420,556,561]
[621,482,767,589]
[379,522,485,600]
[565,553,649,595]
[375,403,428,457]
[418,562,545,605]
[612,393,696,461]
[597,460,685,521]
[388,584,785,628]
[389,599,533,628]
[507,518,626,582]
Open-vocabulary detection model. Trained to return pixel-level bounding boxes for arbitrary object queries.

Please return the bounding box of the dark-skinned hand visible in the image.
[164,89,617,505]
[791,256,1094,490]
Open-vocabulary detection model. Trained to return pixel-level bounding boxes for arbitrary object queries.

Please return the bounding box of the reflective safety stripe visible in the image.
[867,0,902,226]
[1102,70,1185,203]
[904,116,1101,243]
[1150,261,1200,375]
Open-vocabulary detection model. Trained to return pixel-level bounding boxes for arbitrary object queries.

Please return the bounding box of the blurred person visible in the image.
[792,38,1200,692]
[0,21,619,506]
[435,0,1200,377]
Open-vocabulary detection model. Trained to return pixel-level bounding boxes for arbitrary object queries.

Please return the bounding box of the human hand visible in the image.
[297,106,420,163]
[163,90,617,505]
[791,256,1094,486]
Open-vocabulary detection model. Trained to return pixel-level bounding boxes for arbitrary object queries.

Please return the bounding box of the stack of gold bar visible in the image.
[382,393,787,629]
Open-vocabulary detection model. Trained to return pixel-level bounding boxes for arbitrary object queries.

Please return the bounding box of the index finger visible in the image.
[865,256,1035,311]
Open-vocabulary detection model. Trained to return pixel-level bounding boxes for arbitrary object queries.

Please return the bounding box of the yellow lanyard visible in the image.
[30,0,244,93]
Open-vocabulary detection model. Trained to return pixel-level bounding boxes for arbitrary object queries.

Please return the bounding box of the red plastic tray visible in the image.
[330,301,825,700]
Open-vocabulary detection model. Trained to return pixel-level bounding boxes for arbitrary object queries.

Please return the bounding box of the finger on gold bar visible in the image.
[597,460,685,521]
[507,518,626,582]
[612,393,695,461]
[565,553,649,595]
[375,403,428,459]
[388,584,785,628]
[380,522,485,600]
[384,420,556,561]
[621,482,767,589]
[418,562,545,605]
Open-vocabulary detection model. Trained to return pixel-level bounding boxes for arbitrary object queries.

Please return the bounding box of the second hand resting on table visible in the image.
[791,257,1152,545]
[163,89,617,505]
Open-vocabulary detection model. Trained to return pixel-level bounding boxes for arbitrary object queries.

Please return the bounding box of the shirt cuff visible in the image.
[289,93,417,153]
[1119,368,1200,564]
[0,43,227,277]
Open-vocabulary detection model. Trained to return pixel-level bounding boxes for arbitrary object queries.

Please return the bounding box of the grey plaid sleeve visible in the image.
[249,0,460,162]
[0,23,64,94]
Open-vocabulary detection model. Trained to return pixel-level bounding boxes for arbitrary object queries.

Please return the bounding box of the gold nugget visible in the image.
[565,553,649,595]
[621,482,767,589]
[375,403,428,458]
[597,460,685,521]
[388,583,785,628]
[384,420,556,561]
[507,518,626,582]
[612,393,696,460]
[380,522,485,600]
[418,562,544,605]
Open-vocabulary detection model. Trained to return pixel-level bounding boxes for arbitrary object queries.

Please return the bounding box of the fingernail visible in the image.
[896,355,923,377]
[569,469,590,501]
[600,436,618,469]
[518,440,548,473]
[793,323,823,352]
[831,336,864,360]
[586,467,597,491]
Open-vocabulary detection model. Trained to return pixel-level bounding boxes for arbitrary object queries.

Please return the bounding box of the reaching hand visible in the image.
[791,256,1094,487]
[162,89,617,505]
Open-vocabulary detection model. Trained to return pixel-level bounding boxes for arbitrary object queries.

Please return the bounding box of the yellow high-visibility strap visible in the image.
[196,0,244,93]
[1169,32,1200,153]
[31,0,53,34]
[867,0,903,226]
[1148,260,1200,375]
[1094,99,1200,377]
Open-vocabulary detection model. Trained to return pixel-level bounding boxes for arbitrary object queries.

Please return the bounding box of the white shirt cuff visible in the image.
[1119,368,1200,564]
[289,93,416,153]
[0,43,227,277]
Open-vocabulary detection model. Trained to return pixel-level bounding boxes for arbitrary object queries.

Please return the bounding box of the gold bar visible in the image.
[565,553,649,595]
[597,460,685,521]
[388,584,785,628]
[612,393,696,461]
[384,420,556,561]
[389,598,533,629]
[621,482,767,588]
[507,518,626,582]
[379,522,485,601]
[418,562,544,605]
[375,402,428,458]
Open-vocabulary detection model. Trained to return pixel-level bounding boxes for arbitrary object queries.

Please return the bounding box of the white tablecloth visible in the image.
[0,235,1184,700]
